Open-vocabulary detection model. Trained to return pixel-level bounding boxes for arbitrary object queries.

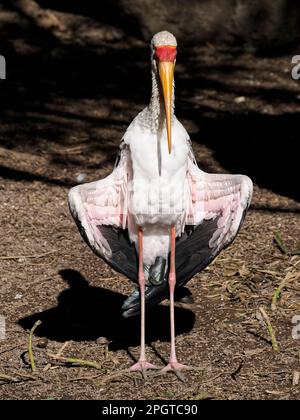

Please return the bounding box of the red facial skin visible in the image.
[155,46,177,62]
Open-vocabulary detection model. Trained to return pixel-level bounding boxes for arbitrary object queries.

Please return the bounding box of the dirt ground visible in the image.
[1,28,300,400]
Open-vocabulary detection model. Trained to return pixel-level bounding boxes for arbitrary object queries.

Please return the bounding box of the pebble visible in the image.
[234,96,246,104]
[96,336,109,346]
[37,338,48,349]
[76,173,87,183]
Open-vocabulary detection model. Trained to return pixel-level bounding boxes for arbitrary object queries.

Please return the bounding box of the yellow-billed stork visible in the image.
[68,31,253,379]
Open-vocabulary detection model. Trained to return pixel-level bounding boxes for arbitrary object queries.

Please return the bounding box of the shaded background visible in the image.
[1,0,300,201]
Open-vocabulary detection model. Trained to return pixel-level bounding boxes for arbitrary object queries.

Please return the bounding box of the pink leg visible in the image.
[130,227,158,378]
[161,225,191,381]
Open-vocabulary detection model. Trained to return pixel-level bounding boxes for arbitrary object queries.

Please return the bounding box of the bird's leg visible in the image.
[161,225,191,381]
[130,227,158,378]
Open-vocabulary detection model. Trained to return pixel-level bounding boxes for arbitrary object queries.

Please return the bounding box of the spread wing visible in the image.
[122,152,253,318]
[175,151,253,284]
[68,143,139,281]
[186,152,253,250]
[69,141,253,318]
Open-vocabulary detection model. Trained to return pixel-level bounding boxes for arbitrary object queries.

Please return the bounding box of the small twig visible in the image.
[43,364,52,372]
[0,371,37,382]
[11,370,37,381]
[274,232,300,256]
[0,373,19,382]
[28,320,42,373]
[48,354,104,371]
[0,251,57,260]
[271,272,300,311]
[259,307,280,352]
[55,341,70,358]
[44,341,70,372]
[271,276,288,311]
[274,232,290,255]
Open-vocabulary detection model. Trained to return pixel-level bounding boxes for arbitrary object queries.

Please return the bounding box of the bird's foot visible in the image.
[129,360,160,379]
[160,361,192,382]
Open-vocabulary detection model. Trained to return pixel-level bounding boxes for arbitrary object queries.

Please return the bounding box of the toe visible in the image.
[160,362,192,381]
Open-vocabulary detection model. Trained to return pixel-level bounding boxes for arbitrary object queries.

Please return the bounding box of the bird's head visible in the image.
[151,31,177,154]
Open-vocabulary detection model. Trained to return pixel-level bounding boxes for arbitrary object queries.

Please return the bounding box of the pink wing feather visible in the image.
[68,144,129,260]
[186,152,253,254]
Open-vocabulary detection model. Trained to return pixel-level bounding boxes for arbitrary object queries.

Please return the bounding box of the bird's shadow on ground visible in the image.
[18,269,195,351]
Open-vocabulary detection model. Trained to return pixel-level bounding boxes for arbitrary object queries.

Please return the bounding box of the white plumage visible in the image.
[69,113,252,266]
[123,114,190,264]
[68,30,253,378]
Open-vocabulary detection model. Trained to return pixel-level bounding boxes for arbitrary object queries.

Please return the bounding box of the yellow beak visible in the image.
[158,61,174,154]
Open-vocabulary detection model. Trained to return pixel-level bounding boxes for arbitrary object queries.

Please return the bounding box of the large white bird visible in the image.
[68,31,253,379]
